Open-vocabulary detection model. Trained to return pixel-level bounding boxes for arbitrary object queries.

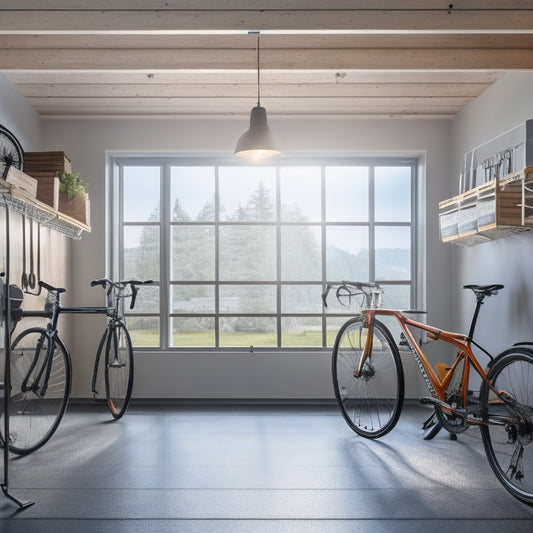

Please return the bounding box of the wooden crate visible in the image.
[3,165,38,197]
[58,192,90,225]
[35,176,60,210]
[24,151,72,174]
[439,168,533,245]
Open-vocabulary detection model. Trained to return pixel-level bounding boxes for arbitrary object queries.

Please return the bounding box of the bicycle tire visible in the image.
[0,123,24,171]
[480,347,533,505]
[332,317,404,438]
[2,327,71,454]
[104,322,134,420]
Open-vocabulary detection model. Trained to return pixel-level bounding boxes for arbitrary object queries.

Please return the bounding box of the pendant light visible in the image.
[234,33,281,161]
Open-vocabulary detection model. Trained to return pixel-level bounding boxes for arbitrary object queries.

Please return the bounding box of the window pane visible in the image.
[326,226,369,281]
[171,226,215,281]
[281,285,322,314]
[326,317,350,347]
[171,317,215,347]
[219,167,276,222]
[116,158,415,350]
[129,285,159,314]
[172,285,215,313]
[281,167,321,222]
[375,226,411,280]
[280,226,321,281]
[381,284,411,309]
[219,285,276,313]
[171,166,215,221]
[281,317,322,347]
[123,166,160,222]
[326,167,368,222]
[128,317,160,347]
[375,166,411,222]
[219,226,276,281]
[123,226,159,281]
[219,317,277,347]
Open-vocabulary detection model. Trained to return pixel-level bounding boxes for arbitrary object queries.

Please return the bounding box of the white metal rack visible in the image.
[1,180,90,509]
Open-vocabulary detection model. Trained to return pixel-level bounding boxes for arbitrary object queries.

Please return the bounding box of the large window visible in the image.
[110,157,417,350]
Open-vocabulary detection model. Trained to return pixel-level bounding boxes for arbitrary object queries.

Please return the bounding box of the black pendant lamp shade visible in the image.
[234,105,280,161]
[234,33,281,161]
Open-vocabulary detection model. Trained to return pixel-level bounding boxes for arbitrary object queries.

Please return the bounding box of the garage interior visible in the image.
[1,2,533,531]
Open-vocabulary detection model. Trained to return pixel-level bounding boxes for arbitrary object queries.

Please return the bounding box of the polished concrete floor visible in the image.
[1,401,532,532]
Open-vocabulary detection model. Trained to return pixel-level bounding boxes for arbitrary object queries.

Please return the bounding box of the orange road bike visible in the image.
[324,281,533,506]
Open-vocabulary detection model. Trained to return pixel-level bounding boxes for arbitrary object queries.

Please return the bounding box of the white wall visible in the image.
[39,116,452,399]
[0,73,41,152]
[450,72,533,366]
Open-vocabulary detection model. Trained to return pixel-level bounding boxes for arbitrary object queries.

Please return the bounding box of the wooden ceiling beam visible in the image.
[1,48,531,70]
[15,82,491,98]
[1,9,533,33]
[4,71,503,85]
[1,33,533,49]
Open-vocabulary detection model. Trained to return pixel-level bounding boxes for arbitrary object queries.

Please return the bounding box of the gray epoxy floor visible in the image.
[1,402,533,532]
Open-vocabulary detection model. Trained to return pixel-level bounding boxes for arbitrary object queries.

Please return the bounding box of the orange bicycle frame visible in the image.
[360,308,491,409]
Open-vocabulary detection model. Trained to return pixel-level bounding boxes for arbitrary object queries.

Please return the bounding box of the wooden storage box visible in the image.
[438,206,459,241]
[439,168,533,245]
[2,165,38,197]
[28,171,60,209]
[58,192,90,226]
[24,151,72,174]
[35,176,60,209]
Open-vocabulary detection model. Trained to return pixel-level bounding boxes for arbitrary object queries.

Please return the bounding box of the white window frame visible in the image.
[108,155,418,352]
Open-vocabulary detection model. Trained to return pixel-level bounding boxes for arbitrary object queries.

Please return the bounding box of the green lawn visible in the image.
[130,329,337,348]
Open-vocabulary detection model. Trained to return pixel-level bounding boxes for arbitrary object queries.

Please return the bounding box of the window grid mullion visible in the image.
[276,166,282,348]
[369,166,376,283]
[115,157,417,350]
[215,165,220,348]
[160,164,170,350]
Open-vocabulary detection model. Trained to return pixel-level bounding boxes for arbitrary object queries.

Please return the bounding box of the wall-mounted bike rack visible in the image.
[0,183,90,510]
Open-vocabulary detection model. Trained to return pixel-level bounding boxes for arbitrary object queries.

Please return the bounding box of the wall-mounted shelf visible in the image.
[439,167,533,246]
[0,177,90,239]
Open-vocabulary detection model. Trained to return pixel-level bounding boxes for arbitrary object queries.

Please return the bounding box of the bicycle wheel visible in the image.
[2,328,71,454]
[105,322,134,420]
[480,347,533,505]
[332,317,404,438]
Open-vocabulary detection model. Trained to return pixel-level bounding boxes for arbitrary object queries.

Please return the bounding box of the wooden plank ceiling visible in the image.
[0,1,532,119]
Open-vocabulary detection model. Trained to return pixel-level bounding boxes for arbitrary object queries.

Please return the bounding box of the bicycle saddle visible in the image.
[39,280,66,294]
[463,284,504,297]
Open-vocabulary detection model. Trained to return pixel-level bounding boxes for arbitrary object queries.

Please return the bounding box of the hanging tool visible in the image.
[28,218,36,289]
[20,214,28,291]
[25,221,41,296]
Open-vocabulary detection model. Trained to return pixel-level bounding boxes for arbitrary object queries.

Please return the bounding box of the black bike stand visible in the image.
[421,410,457,441]
[1,199,34,511]
[1,484,34,511]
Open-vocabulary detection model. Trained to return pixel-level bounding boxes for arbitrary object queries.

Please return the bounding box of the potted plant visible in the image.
[57,170,90,225]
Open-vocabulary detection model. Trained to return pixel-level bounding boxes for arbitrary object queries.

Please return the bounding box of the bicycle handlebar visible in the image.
[322,281,383,309]
[90,278,154,309]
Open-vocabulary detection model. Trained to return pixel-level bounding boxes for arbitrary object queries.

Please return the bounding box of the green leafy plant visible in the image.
[57,170,88,199]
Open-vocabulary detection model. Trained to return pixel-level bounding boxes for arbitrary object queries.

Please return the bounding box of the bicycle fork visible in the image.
[353,315,375,380]
[18,332,55,399]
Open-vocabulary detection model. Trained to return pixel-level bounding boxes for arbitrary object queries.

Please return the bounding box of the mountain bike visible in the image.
[1,278,151,455]
[324,281,533,506]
